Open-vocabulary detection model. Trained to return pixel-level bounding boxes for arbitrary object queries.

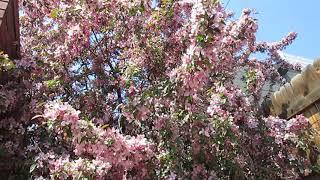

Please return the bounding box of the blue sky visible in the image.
[221,0,320,62]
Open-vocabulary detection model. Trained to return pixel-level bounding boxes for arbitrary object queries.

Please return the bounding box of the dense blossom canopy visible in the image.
[0,0,318,179]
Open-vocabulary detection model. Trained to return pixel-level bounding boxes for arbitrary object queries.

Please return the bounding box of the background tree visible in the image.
[0,0,317,179]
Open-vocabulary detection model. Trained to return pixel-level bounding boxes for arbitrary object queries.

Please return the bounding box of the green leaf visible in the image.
[45,79,61,89]
[196,34,206,43]
[29,164,37,173]
[186,96,193,102]
[47,120,55,131]
[50,8,61,19]
[0,51,15,70]
[105,138,115,146]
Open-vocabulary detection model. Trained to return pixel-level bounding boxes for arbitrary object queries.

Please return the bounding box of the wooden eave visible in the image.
[0,0,20,59]
[270,59,320,119]
[0,0,9,26]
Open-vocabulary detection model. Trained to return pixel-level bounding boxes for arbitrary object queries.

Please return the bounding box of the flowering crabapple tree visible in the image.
[0,0,318,179]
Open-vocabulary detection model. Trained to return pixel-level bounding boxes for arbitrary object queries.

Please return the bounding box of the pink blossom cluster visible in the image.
[34,154,111,180]
[265,115,309,145]
[33,101,155,179]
